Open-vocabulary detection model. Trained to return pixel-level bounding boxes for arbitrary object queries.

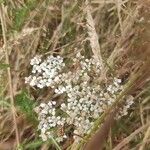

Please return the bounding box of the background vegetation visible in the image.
[0,0,150,149]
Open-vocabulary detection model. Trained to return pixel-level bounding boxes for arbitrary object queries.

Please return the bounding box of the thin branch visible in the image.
[115,0,123,36]
[113,122,150,150]
[85,0,104,68]
[0,4,20,147]
[139,125,150,150]
[84,110,116,150]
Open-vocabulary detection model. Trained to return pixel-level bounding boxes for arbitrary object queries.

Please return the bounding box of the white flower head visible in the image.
[26,53,134,143]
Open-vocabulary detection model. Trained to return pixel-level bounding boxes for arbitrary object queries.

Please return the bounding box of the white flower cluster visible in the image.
[25,53,134,142]
[25,55,65,88]
[117,95,134,119]
[35,101,67,142]
[73,52,102,75]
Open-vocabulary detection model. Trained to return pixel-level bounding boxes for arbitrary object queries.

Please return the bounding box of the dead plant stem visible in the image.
[0,4,20,148]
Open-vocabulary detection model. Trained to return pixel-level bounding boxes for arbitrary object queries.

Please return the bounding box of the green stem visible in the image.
[50,137,62,150]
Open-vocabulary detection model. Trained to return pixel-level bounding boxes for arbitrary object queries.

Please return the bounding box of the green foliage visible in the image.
[15,91,37,124]
[12,0,37,31]
[61,1,80,44]
[13,7,28,31]
[24,139,44,150]
[0,63,10,70]
[24,138,62,150]
[0,0,4,4]
[50,137,62,150]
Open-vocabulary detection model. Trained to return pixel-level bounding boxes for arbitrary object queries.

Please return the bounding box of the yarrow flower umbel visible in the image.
[25,53,134,142]
[25,55,65,88]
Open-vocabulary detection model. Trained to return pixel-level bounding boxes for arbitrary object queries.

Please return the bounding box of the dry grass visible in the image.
[0,0,150,150]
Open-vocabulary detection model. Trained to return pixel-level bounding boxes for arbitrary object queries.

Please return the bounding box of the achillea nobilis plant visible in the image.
[25,52,134,143]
